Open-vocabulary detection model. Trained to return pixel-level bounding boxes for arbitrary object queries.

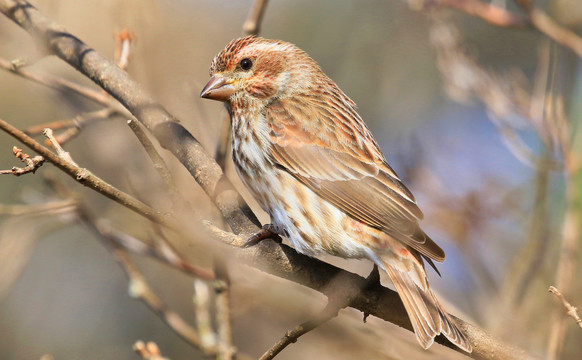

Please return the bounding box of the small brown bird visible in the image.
[201,36,471,352]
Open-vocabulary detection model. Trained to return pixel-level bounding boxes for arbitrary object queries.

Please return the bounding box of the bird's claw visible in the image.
[243,224,282,248]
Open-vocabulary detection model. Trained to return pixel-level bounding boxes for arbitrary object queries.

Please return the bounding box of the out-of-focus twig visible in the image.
[115,29,134,70]
[416,0,582,58]
[24,109,113,135]
[133,340,170,360]
[25,108,117,146]
[0,146,44,176]
[193,279,218,353]
[214,260,236,360]
[429,0,529,27]
[549,286,582,329]
[429,16,561,169]
[546,96,580,360]
[95,220,215,280]
[242,0,270,35]
[0,57,125,113]
[527,9,582,58]
[127,119,184,209]
[78,207,204,351]
[0,199,77,216]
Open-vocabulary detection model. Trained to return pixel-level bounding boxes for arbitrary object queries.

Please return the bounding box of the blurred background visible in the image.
[0,0,581,359]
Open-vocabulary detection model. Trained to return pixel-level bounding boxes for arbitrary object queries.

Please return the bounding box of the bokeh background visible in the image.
[1,0,581,359]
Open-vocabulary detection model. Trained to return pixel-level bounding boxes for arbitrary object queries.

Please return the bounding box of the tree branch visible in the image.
[0,117,169,225]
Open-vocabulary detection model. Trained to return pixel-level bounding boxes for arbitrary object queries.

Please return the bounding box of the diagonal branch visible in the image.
[0,1,540,359]
[0,116,169,225]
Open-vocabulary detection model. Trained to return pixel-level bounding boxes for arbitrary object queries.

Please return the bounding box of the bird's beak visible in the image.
[200,75,235,102]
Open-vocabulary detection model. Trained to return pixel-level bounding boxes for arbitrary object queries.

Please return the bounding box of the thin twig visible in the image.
[95,219,215,280]
[0,56,122,111]
[193,279,218,353]
[0,146,44,175]
[214,260,236,360]
[43,128,77,166]
[115,29,133,70]
[0,117,171,226]
[423,0,582,58]
[549,286,582,329]
[127,118,183,207]
[434,0,529,27]
[242,0,270,35]
[0,199,77,216]
[258,264,379,360]
[24,109,116,136]
[77,207,203,351]
[258,301,341,360]
[546,95,580,360]
[528,9,582,58]
[133,341,170,360]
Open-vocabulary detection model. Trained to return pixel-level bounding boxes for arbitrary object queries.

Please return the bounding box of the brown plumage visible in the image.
[201,36,471,352]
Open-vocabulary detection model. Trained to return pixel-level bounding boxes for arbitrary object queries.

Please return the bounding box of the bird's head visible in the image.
[200,36,320,105]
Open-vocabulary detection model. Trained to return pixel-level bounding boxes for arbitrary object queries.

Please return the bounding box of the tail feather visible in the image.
[383,260,472,353]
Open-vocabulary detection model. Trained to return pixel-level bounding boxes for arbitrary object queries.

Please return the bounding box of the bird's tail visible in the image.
[381,254,472,353]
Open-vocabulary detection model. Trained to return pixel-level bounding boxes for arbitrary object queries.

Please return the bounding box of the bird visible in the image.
[200,35,472,353]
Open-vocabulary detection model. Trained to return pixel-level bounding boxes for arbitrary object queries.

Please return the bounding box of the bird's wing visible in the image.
[265,95,445,262]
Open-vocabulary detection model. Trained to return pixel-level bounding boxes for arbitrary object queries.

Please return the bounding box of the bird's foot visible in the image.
[242,224,282,248]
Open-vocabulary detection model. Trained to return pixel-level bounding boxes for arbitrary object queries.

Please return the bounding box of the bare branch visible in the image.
[0,146,44,176]
[243,0,270,35]
[127,118,183,207]
[259,303,339,360]
[78,208,203,351]
[43,128,77,165]
[193,279,218,353]
[527,9,582,58]
[257,268,366,360]
[0,117,170,226]
[549,286,582,330]
[214,260,236,360]
[94,220,215,280]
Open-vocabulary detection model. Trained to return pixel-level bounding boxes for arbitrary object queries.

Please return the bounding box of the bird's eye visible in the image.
[239,58,253,71]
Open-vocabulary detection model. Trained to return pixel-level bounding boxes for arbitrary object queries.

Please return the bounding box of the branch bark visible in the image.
[0,1,540,359]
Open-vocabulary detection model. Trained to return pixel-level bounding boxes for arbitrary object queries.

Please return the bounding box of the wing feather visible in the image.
[266,95,445,262]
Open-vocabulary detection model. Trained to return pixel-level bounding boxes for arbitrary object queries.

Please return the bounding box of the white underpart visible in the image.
[232,112,383,266]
